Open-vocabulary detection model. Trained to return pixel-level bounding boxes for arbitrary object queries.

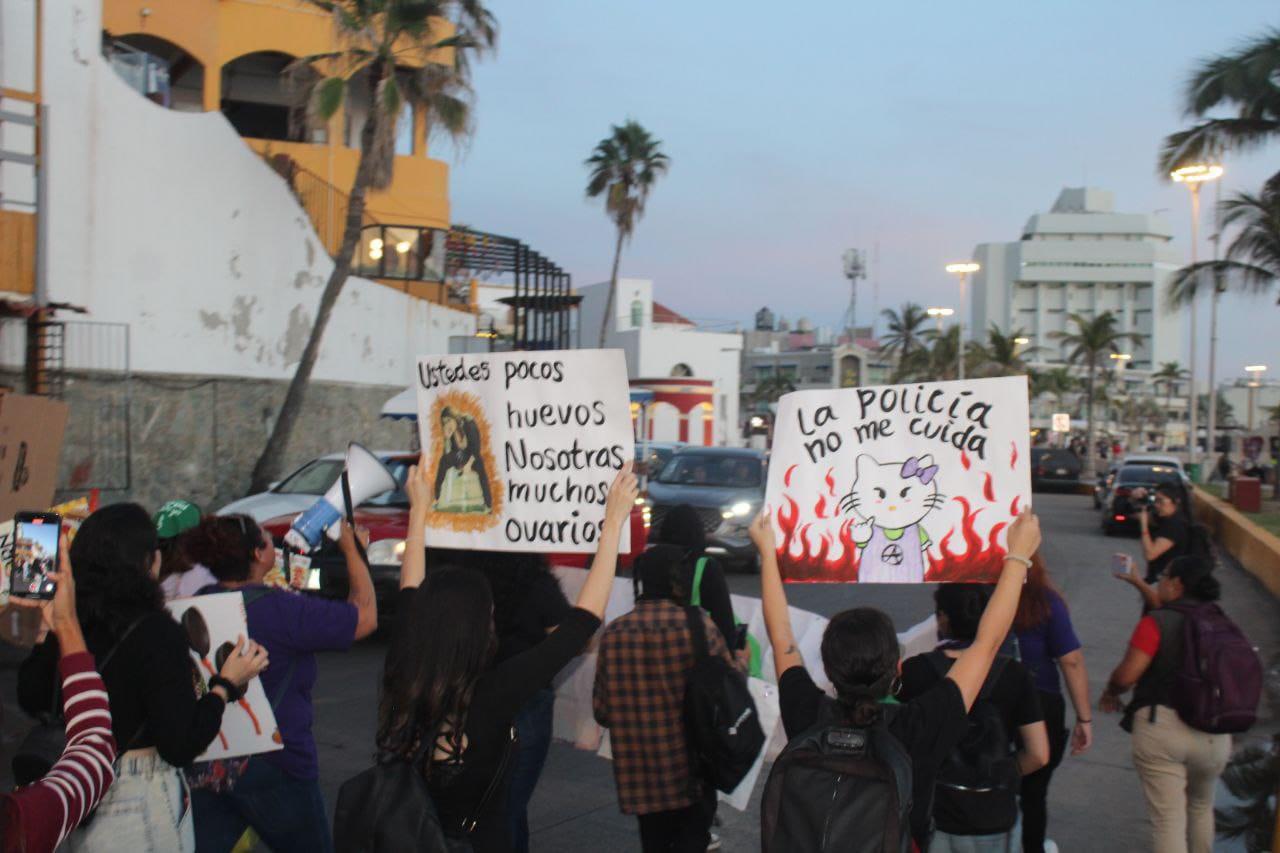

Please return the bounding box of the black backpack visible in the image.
[682,607,765,793]
[925,652,1020,834]
[333,727,513,853]
[761,703,913,853]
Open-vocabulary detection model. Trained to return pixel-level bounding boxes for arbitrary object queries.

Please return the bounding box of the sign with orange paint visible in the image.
[168,593,284,761]
[765,376,1032,583]
[415,350,633,553]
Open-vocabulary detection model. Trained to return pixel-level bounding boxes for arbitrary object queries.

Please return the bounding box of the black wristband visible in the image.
[208,675,244,703]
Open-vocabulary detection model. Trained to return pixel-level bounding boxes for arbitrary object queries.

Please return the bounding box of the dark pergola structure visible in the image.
[446,227,578,351]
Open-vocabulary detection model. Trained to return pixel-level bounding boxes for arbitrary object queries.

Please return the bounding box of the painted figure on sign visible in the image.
[839,453,945,583]
[433,406,493,513]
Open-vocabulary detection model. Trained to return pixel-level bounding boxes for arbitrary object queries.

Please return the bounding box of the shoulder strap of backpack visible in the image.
[924,649,951,679]
[978,656,1009,703]
[690,557,708,608]
[684,606,709,662]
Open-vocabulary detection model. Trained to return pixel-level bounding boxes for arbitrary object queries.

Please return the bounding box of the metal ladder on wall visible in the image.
[25,317,64,398]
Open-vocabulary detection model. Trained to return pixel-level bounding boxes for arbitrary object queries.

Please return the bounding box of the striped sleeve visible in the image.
[4,651,117,853]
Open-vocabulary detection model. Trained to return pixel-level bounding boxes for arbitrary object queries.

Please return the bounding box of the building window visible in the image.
[630,299,644,327]
[671,363,694,378]
[357,224,446,281]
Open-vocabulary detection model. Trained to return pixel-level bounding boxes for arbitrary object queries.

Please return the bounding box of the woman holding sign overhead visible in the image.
[376,457,638,852]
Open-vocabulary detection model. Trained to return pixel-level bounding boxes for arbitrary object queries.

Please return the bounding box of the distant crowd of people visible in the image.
[0,452,1261,853]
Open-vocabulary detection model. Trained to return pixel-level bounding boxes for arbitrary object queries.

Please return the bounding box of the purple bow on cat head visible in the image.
[900,456,939,485]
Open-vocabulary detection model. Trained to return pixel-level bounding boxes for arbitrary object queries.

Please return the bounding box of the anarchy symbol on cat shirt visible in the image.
[880,543,904,566]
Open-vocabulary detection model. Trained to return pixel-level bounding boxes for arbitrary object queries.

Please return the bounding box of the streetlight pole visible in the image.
[1206,174,1224,478]
[945,263,980,381]
[1171,164,1223,474]
[926,307,953,337]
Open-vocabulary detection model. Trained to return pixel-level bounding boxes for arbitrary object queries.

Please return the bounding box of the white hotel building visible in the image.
[970,187,1187,373]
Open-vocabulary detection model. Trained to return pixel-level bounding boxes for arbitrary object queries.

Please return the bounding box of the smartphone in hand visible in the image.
[10,511,61,600]
[1111,552,1133,575]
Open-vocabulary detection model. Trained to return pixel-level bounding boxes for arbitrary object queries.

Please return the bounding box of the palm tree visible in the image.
[980,325,1042,377]
[880,303,930,365]
[249,0,497,492]
[585,121,670,348]
[1051,312,1145,478]
[1158,28,1280,183]
[1166,184,1280,308]
[899,326,988,382]
[750,373,796,410]
[1152,361,1190,446]
[1030,367,1077,414]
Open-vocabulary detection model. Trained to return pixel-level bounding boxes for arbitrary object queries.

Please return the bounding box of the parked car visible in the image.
[1096,454,1191,508]
[254,451,648,621]
[1030,447,1083,491]
[218,450,412,522]
[634,441,684,479]
[1101,463,1189,535]
[644,446,768,571]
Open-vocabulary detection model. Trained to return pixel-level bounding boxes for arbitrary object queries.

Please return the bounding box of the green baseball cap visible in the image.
[154,500,202,540]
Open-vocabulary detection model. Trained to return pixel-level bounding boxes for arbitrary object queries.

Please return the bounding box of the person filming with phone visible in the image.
[16,504,269,852]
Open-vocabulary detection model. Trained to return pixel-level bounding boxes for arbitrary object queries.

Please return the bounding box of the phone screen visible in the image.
[1111,552,1131,574]
[11,514,59,600]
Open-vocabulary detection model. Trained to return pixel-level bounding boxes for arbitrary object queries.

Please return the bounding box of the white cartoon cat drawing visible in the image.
[839,453,945,583]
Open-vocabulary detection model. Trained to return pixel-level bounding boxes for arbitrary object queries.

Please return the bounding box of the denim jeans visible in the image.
[507,687,556,853]
[930,823,1022,852]
[65,749,194,853]
[191,756,332,853]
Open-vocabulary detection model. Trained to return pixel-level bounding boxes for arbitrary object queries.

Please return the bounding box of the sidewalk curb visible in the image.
[1193,485,1280,598]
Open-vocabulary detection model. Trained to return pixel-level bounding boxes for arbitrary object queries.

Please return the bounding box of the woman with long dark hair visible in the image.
[1012,554,1093,853]
[182,511,379,853]
[649,504,737,650]
[1102,555,1231,853]
[752,508,1043,850]
[379,459,638,852]
[1137,482,1195,583]
[18,503,268,852]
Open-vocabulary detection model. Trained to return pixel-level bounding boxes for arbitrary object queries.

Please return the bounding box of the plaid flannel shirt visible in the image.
[593,598,733,815]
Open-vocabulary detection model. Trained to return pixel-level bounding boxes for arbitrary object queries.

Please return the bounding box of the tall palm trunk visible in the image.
[249,67,385,493]
[1083,360,1098,479]
[1164,383,1174,450]
[597,227,625,349]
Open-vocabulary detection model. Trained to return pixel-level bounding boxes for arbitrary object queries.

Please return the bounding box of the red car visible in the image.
[258,452,648,620]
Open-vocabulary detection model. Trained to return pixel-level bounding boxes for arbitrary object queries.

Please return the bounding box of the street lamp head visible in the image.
[1245,364,1268,373]
[1013,337,1030,345]
[1110,353,1132,361]
[945,262,980,274]
[1170,163,1224,184]
[926,307,954,318]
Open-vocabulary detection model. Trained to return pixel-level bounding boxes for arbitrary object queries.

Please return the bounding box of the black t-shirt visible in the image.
[1149,514,1189,579]
[679,556,738,649]
[389,588,601,853]
[494,572,573,664]
[779,665,969,847]
[899,652,1043,835]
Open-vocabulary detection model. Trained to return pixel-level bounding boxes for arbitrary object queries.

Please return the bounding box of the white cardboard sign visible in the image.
[765,377,1032,583]
[415,350,634,553]
[167,593,283,761]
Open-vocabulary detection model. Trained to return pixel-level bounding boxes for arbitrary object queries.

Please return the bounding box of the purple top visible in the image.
[1014,590,1081,695]
[241,585,358,779]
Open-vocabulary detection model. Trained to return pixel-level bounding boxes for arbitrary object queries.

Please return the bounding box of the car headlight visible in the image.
[365,538,406,566]
[722,501,754,520]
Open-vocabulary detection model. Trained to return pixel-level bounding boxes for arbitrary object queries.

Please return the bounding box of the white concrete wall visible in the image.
[27,1,473,383]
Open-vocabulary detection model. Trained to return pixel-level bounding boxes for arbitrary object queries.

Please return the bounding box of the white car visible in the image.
[218,450,411,522]
[1120,454,1191,482]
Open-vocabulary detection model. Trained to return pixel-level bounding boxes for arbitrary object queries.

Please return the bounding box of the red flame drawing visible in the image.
[815,495,828,519]
[1010,495,1021,516]
[775,496,861,582]
[775,494,1008,584]
[960,450,971,471]
[824,468,837,496]
[1010,441,1018,470]
[784,464,797,487]
[982,472,995,502]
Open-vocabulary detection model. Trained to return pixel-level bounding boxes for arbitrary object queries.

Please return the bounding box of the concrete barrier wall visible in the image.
[1192,486,1280,599]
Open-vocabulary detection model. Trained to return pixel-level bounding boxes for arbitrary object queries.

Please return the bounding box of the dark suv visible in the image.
[643,447,767,570]
[1030,447,1083,491]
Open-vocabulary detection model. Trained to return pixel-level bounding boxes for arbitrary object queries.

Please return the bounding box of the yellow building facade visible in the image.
[101,0,454,292]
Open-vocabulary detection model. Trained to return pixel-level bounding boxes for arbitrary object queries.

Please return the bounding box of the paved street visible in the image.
[1,491,1277,851]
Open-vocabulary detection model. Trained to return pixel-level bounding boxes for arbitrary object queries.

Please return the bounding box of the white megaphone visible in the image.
[284,442,398,552]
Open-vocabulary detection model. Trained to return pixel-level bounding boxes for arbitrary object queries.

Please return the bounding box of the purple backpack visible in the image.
[1166,601,1262,734]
